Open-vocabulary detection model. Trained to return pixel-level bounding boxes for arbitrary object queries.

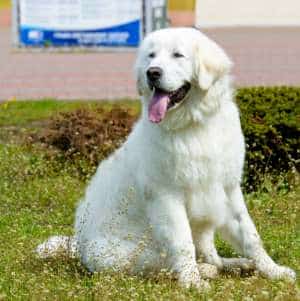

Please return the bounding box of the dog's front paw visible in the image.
[177,266,210,291]
[257,263,296,282]
[198,263,219,279]
[270,265,296,282]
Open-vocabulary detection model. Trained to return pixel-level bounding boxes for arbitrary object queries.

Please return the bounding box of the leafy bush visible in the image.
[36,87,299,190]
[236,87,299,190]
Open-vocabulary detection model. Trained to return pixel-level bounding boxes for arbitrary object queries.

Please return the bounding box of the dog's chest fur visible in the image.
[140,123,228,226]
[157,124,222,188]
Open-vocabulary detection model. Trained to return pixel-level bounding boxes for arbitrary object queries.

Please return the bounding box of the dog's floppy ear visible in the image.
[195,34,232,90]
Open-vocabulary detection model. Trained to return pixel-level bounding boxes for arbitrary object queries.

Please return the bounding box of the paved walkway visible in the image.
[0,26,300,100]
[204,27,300,87]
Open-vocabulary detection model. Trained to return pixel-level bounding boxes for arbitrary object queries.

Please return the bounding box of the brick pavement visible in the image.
[0,28,137,100]
[203,27,300,87]
[0,8,10,27]
[0,25,299,100]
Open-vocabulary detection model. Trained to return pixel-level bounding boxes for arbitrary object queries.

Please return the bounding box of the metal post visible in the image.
[144,0,153,35]
[11,0,19,47]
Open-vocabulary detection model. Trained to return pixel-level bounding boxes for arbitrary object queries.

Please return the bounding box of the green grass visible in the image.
[0,100,299,300]
[0,99,140,126]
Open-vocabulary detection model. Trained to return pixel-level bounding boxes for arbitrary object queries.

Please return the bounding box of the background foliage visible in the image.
[237,87,299,190]
[32,87,300,191]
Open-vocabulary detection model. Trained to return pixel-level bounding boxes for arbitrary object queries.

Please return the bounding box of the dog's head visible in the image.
[135,28,232,128]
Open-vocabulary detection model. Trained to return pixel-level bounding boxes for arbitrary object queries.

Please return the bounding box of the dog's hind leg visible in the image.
[79,236,139,273]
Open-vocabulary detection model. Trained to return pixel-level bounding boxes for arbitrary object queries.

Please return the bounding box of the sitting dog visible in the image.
[37,28,296,289]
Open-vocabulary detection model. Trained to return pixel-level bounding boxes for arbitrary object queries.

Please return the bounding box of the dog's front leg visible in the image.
[221,185,296,281]
[147,192,208,289]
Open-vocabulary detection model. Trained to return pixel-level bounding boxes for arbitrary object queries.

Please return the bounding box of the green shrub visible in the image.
[35,87,299,191]
[236,87,299,191]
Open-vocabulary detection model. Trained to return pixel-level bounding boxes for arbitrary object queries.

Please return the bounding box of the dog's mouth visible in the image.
[148,82,191,123]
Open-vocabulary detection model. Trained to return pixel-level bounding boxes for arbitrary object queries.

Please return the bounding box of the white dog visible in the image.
[37,28,295,289]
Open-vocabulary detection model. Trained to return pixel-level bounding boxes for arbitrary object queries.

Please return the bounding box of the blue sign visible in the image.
[19,20,141,47]
[19,0,142,47]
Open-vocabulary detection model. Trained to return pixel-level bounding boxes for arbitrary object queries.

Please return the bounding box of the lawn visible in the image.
[0,100,299,300]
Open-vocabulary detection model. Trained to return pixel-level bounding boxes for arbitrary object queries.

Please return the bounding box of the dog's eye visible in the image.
[148,52,156,58]
[173,52,184,58]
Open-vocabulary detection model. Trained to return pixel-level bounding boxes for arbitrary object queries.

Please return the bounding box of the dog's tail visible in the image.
[36,235,78,259]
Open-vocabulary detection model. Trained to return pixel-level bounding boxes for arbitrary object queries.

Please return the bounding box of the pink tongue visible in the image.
[148,90,170,123]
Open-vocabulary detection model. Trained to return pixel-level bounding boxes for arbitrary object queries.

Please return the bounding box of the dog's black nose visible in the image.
[147,67,163,82]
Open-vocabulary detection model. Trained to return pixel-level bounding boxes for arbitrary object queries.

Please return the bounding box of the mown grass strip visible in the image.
[0,99,140,126]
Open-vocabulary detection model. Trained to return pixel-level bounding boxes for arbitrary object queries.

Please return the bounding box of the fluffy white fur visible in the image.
[37,28,295,289]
